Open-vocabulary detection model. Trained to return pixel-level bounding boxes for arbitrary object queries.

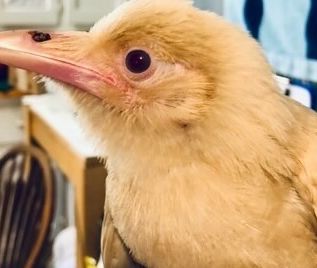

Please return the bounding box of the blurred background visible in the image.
[0,1,316,268]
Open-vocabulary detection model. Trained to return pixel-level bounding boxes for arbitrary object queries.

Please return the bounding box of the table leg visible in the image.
[22,106,31,144]
[75,165,107,268]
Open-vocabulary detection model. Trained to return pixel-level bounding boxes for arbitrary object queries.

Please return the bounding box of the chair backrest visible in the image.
[0,145,54,268]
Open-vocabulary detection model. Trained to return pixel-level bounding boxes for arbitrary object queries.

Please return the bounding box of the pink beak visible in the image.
[0,30,116,99]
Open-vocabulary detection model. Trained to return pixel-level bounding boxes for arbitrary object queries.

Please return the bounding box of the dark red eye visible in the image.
[125,50,151,73]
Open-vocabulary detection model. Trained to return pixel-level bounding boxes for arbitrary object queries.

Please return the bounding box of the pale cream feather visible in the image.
[47,0,317,267]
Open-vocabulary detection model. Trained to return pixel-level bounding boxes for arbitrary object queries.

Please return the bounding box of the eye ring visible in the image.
[125,49,151,74]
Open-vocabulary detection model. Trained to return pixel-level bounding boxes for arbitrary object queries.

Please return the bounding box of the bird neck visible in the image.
[104,91,307,190]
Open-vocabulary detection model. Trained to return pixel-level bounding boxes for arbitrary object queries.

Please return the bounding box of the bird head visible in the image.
[0,0,278,156]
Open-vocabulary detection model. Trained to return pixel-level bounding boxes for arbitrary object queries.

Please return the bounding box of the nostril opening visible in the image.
[28,31,51,42]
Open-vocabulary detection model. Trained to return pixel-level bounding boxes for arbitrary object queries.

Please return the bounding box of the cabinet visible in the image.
[0,0,123,28]
[70,0,117,26]
[0,0,61,26]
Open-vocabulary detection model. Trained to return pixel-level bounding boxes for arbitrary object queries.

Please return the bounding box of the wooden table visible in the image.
[22,94,107,268]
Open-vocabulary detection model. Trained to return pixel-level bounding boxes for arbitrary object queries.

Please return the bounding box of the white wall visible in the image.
[0,100,23,154]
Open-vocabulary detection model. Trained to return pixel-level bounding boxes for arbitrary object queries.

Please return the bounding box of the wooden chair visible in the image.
[0,145,54,268]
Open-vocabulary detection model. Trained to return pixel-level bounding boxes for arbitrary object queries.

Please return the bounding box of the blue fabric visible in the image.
[244,0,263,39]
[223,0,317,83]
[194,0,317,110]
[306,0,317,60]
